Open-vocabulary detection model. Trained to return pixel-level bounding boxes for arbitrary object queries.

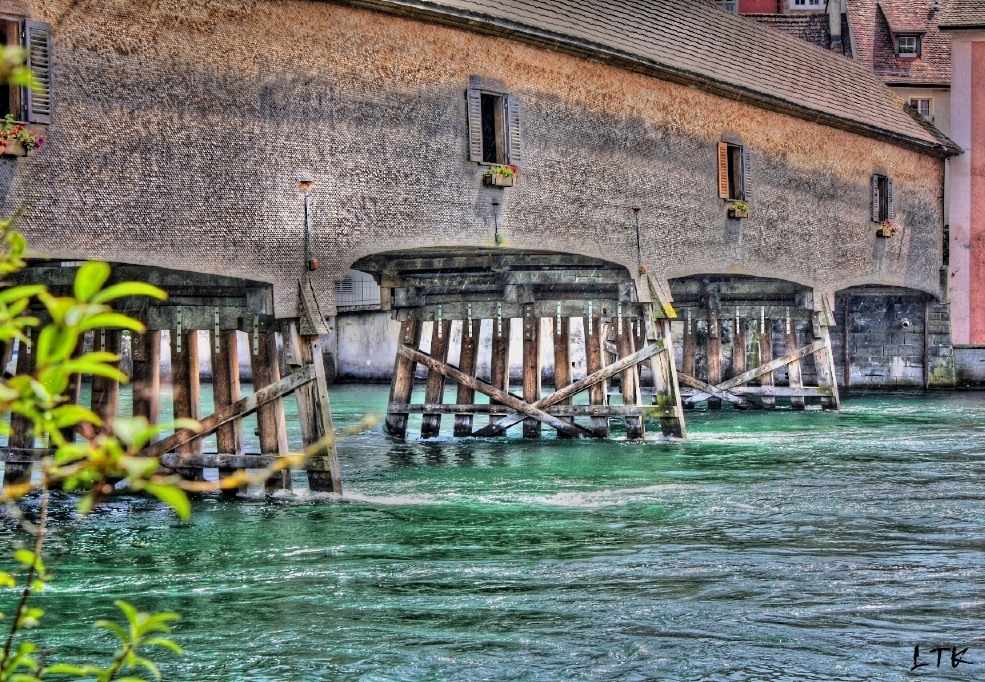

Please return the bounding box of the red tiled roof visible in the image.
[938,0,985,29]
[846,0,951,85]
[745,13,835,50]
[346,0,958,155]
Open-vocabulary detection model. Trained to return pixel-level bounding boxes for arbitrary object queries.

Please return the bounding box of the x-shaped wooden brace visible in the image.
[398,340,666,438]
[680,340,827,406]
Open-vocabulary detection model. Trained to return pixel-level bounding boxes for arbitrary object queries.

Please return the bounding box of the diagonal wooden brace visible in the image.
[677,373,756,409]
[398,346,586,437]
[471,340,666,437]
[140,366,315,459]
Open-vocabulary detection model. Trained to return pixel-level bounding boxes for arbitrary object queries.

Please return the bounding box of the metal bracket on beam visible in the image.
[214,307,220,353]
[467,304,473,338]
[252,315,259,356]
[176,307,182,354]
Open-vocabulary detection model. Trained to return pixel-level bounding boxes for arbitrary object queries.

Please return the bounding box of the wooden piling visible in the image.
[843,295,852,390]
[421,320,452,438]
[647,315,686,438]
[785,320,806,410]
[385,316,422,438]
[733,317,746,378]
[522,305,541,438]
[4,336,36,486]
[811,312,841,410]
[60,337,86,443]
[615,318,643,439]
[583,316,609,438]
[90,329,122,428]
[171,329,204,481]
[212,330,245,495]
[131,331,160,429]
[453,319,480,437]
[758,319,775,410]
[488,316,511,428]
[250,331,291,491]
[682,314,696,379]
[552,316,574,437]
[707,309,722,410]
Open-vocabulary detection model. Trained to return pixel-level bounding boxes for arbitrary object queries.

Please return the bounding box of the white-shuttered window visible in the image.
[910,98,932,121]
[0,17,51,123]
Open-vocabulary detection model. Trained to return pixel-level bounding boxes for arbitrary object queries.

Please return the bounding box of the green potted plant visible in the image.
[877,219,899,238]
[0,114,44,157]
[728,200,749,219]
[483,164,517,188]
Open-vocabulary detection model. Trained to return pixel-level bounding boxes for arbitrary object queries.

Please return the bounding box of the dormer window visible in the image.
[897,35,920,58]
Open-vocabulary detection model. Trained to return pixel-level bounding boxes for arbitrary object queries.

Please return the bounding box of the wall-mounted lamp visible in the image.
[297,171,318,271]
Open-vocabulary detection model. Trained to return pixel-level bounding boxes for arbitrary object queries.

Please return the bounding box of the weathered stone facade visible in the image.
[0,0,949,320]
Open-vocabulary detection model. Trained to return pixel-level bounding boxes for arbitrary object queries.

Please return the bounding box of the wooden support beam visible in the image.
[307,336,341,493]
[250,331,291,492]
[785,319,805,410]
[707,309,722,410]
[385,316,423,438]
[421,320,452,438]
[811,313,841,410]
[583,316,609,438]
[759,319,775,410]
[454,319,481,437]
[923,297,931,391]
[91,329,122,429]
[471,340,663,437]
[677,373,756,409]
[212,330,245,496]
[733,317,746,378]
[646,314,686,438]
[5,336,36,486]
[682,385,833,398]
[171,329,203,481]
[843,295,852,390]
[489,316,511,428]
[398,346,585,437]
[552,316,573,438]
[131,331,160,431]
[522,306,541,438]
[60,337,86,443]
[615,319,643,439]
[389,405,677,417]
[682,314,696,380]
[140,365,314,459]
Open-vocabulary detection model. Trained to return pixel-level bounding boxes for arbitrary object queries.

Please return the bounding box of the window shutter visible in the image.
[887,178,895,219]
[466,88,482,162]
[25,20,52,124]
[871,175,880,222]
[717,142,729,199]
[741,146,752,202]
[506,95,521,167]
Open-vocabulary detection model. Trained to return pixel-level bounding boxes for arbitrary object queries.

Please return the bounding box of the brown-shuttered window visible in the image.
[0,17,51,123]
[718,141,752,202]
[871,175,895,222]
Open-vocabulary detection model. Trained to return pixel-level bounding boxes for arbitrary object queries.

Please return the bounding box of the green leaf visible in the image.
[111,417,150,447]
[91,282,167,304]
[142,484,190,521]
[0,284,45,304]
[94,619,129,645]
[13,549,39,569]
[41,663,101,675]
[118,456,159,481]
[0,571,15,588]
[142,637,184,656]
[131,657,161,680]
[50,404,102,429]
[74,262,111,302]
[77,313,144,333]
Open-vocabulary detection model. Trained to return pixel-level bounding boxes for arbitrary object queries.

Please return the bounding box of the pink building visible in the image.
[940,2,985,345]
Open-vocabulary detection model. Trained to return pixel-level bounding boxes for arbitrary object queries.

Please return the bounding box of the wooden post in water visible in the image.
[785,317,806,410]
[60,337,87,443]
[733,316,746,378]
[552,316,574,437]
[131,331,160,429]
[4,335,36,486]
[385,316,422,438]
[212,330,245,496]
[646,314,686,438]
[811,312,841,410]
[583,316,609,438]
[843,295,852,391]
[707,308,722,410]
[522,304,541,438]
[171,329,204,481]
[615,317,644,439]
[250,331,290,491]
[453,318,480,437]
[759,319,775,409]
[682,312,696,379]
[421,319,452,438]
[90,329,122,428]
[488,316,511,428]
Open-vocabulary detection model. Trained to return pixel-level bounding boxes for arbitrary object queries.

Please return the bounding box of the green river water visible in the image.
[3,385,985,681]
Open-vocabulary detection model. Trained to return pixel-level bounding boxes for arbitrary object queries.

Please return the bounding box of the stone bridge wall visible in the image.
[1,0,946,316]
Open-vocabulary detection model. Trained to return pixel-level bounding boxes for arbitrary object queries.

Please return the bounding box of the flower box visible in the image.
[728,208,749,219]
[1,140,27,157]
[877,220,899,238]
[483,173,515,188]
